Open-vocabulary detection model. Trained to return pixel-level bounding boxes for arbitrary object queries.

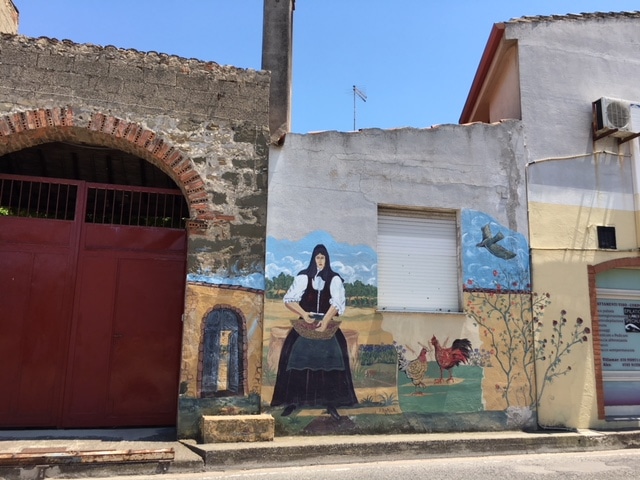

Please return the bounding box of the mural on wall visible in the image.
[262,212,590,433]
[263,228,482,433]
[264,231,398,434]
[270,244,358,420]
[386,210,529,427]
[395,336,473,392]
[178,277,265,439]
[462,210,591,426]
[199,306,245,398]
[462,210,536,426]
[533,307,590,407]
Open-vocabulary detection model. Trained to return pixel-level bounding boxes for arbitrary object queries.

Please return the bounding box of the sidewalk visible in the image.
[0,428,202,479]
[2,427,640,479]
[186,428,640,470]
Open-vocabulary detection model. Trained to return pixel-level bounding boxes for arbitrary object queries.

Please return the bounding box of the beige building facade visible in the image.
[464,12,640,430]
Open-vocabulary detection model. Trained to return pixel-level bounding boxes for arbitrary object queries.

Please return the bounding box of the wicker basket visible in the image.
[291,318,341,340]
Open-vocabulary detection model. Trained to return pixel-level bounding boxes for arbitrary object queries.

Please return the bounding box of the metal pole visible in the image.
[353,85,356,131]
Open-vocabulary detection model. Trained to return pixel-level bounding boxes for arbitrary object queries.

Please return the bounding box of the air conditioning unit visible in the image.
[593,97,635,139]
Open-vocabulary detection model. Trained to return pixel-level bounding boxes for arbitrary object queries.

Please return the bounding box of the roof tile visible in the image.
[507,11,640,24]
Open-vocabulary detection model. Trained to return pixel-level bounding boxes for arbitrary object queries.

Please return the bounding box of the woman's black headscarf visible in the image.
[299,244,342,282]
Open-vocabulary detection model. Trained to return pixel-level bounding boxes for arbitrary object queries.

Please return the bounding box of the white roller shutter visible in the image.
[377,210,459,312]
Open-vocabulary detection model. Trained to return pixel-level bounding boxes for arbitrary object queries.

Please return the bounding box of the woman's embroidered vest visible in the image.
[299,272,337,314]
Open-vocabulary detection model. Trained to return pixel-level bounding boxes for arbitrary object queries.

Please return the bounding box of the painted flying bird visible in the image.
[476,224,516,259]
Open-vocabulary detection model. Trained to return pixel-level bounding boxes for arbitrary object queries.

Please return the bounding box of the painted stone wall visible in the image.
[0,35,270,439]
[263,124,534,434]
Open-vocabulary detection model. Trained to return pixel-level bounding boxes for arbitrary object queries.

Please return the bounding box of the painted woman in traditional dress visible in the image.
[270,244,358,420]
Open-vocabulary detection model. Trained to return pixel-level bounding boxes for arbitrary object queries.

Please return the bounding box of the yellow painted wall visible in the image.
[181,283,264,398]
[530,199,640,429]
[529,201,637,252]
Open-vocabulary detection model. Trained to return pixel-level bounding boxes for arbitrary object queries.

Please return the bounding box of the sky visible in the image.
[15,1,640,134]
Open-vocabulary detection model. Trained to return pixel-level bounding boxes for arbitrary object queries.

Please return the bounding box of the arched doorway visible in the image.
[590,259,640,419]
[0,139,190,428]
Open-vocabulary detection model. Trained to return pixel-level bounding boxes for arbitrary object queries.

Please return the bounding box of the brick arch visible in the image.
[587,256,640,419]
[0,106,216,221]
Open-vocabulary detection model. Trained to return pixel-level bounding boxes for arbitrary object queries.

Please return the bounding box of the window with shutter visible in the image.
[377,208,460,312]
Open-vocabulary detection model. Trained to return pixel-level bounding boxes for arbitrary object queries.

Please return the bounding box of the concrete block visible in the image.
[201,414,274,443]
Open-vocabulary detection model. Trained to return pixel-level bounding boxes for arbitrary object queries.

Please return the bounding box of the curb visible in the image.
[185,429,640,471]
[3,429,640,478]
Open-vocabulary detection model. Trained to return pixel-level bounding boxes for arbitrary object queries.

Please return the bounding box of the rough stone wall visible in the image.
[0,34,268,125]
[0,34,270,439]
[0,33,270,282]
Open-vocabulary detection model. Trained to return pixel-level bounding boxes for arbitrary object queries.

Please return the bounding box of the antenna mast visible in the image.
[353,85,367,130]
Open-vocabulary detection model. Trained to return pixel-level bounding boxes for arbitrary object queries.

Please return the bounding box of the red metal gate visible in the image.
[0,174,187,428]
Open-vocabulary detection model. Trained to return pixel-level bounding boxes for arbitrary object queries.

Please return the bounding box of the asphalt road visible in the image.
[88,448,640,480]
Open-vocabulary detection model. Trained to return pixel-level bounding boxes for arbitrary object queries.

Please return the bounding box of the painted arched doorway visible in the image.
[200,307,246,397]
[0,109,209,428]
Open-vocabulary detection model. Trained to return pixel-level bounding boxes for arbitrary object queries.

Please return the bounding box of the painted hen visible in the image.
[398,347,429,394]
[431,335,472,384]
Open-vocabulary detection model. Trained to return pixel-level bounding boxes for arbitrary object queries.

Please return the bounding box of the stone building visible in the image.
[0,1,269,439]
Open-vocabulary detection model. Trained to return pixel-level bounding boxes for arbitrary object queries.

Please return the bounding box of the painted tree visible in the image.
[465,270,543,408]
[465,270,591,408]
[534,310,591,405]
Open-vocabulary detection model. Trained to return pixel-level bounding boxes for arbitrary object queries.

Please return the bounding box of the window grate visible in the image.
[0,176,77,220]
[85,185,188,229]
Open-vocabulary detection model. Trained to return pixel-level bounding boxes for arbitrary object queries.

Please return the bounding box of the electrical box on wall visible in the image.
[593,97,640,142]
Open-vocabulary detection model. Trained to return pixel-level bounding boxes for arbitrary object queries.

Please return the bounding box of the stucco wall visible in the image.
[263,122,534,434]
[507,15,640,161]
[0,1,17,35]
[268,122,528,240]
[528,152,640,429]
[488,45,521,123]
[508,13,640,430]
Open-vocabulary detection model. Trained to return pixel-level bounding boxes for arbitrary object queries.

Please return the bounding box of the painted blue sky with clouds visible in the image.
[266,231,377,285]
[461,210,530,290]
[267,212,530,290]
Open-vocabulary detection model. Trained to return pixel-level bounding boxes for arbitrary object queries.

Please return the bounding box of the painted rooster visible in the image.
[431,335,472,384]
[398,346,429,395]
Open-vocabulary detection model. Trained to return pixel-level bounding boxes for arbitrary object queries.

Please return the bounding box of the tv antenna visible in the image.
[353,85,367,130]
